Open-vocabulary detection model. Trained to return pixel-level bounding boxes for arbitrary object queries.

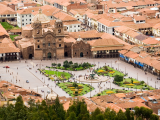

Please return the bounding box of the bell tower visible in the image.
[54,19,64,35]
[32,19,42,38]
[54,19,65,59]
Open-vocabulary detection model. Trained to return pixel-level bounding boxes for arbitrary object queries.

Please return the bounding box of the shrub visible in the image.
[134,83,141,85]
[126,84,134,86]
[98,70,104,73]
[133,81,139,84]
[106,91,114,94]
[123,81,130,84]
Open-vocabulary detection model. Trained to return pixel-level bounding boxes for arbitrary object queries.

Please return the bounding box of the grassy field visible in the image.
[44,70,71,79]
[0,22,19,30]
[94,89,132,96]
[96,66,124,77]
[10,35,19,41]
[58,82,94,97]
[117,78,155,90]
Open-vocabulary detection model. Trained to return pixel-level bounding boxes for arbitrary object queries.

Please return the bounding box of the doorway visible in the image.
[80,52,83,57]
[48,52,52,58]
[29,54,33,59]
[64,52,68,57]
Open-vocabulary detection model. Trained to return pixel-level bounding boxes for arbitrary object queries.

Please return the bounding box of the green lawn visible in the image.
[0,22,19,30]
[94,89,132,96]
[96,66,124,77]
[44,70,71,79]
[58,82,94,97]
[117,78,155,90]
[10,35,19,41]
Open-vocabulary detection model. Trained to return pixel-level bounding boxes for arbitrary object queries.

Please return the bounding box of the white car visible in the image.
[47,90,50,94]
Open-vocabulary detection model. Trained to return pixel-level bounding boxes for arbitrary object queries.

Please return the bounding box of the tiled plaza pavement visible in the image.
[0,58,159,98]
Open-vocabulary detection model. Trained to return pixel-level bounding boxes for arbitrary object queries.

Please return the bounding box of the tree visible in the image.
[67,112,77,120]
[150,114,159,120]
[91,108,101,120]
[58,63,61,68]
[131,79,133,84]
[53,96,66,120]
[64,60,68,65]
[52,63,57,67]
[140,81,145,85]
[72,63,79,70]
[114,75,123,83]
[104,66,109,71]
[96,114,104,120]
[63,63,70,69]
[125,108,131,120]
[69,61,73,65]
[134,106,141,119]
[115,109,127,120]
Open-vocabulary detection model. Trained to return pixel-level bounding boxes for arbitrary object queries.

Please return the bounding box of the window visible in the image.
[29,15,31,17]
[65,45,67,48]
[74,25,76,27]
[22,15,24,18]
[59,44,61,47]
[30,19,31,21]
[78,25,80,27]
[7,14,10,16]
[22,19,24,22]
[26,19,27,21]
[58,29,61,33]
[51,16,52,19]
[67,27,68,29]
[53,43,55,45]
[37,30,40,34]
[38,45,40,48]
[37,40,39,42]
[48,43,50,46]
[75,52,76,55]
[87,52,88,54]
[22,23,24,25]
[59,39,61,41]
[70,25,72,28]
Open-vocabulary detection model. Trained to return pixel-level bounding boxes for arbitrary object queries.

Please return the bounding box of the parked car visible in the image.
[47,90,50,94]
[3,66,10,68]
[157,77,160,80]
[26,80,29,83]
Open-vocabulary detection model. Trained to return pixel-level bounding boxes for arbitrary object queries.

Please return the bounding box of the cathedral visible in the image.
[16,9,65,60]
[16,9,128,60]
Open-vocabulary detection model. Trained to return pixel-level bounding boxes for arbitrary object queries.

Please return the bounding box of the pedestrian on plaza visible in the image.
[17,67,18,70]
[19,80,20,82]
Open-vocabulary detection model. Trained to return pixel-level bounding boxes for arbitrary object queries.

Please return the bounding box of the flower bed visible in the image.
[58,82,94,97]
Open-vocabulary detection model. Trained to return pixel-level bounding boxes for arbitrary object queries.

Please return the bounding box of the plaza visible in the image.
[0,58,159,99]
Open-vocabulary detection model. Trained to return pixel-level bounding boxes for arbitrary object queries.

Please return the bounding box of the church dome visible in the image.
[32,9,50,24]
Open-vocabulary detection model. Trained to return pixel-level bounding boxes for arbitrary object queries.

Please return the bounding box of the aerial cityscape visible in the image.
[0,0,160,119]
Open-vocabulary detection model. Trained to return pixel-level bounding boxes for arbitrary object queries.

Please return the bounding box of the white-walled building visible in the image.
[97,18,123,35]
[53,11,81,32]
[17,7,40,27]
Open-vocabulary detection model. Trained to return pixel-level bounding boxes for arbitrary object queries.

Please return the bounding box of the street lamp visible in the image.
[118,64,119,71]
[111,61,112,67]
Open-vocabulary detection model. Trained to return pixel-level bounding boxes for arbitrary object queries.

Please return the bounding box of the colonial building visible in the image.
[0,24,20,61]
[16,9,65,59]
